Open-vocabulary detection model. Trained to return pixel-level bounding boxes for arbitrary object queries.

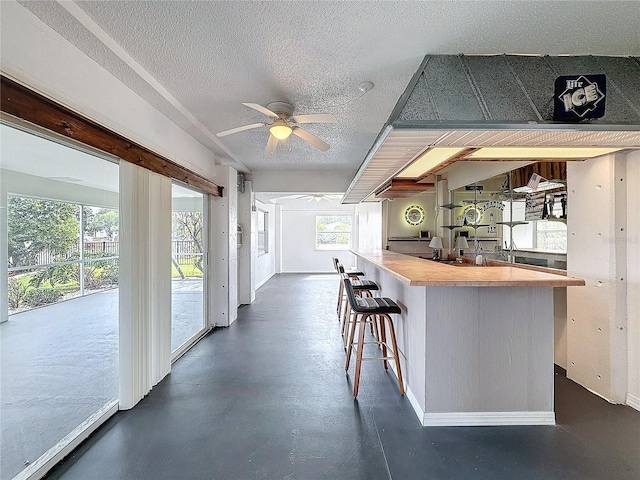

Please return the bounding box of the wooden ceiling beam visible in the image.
[375,179,435,199]
[1,75,223,197]
[510,162,567,189]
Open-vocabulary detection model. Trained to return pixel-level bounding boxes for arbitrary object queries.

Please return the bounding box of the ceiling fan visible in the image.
[275,193,342,203]
[216,102,336,154]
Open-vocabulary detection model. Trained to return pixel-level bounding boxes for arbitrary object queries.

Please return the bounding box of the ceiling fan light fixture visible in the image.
[270,120,293,140]
[219,103,333,152]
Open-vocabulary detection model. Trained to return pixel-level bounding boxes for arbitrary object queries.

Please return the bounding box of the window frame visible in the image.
[257,209,268,255]
[533,219,567,253]
[315,215,353,251]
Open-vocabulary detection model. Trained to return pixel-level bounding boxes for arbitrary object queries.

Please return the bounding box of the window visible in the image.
[257,210,267,254]
[535,219,567,252]
[316,215,352,250]
[171,183,206,353]
[7,198,119,317]
[503,199,566,252]
[2,123,119,480]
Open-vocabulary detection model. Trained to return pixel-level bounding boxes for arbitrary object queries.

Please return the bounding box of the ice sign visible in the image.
[554,74,606,120]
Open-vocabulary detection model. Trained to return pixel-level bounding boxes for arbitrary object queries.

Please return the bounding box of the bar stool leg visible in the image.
[344,312,360,370]
[341,303,353,348]
[336,281,344,317]
[353,314,370,397]
[379,315,388,370]
[372,313,381,345]
[343,290,374,348]
[382,314,405,395]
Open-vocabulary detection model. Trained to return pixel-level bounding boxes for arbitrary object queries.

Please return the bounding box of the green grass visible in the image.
[14,262,199,288]
[15,275,32,288]
[10,269,117,294]
[172,263,203,278]
[13,273,80,294]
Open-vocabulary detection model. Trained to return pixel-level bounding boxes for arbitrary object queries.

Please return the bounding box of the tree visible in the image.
[172,211,203,274]
[86,208,119,240]
[7,196,79,268]
[316,216,351,247]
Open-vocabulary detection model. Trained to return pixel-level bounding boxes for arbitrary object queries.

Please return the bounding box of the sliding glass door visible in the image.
[1,123,119,479]
[171,183,206,354]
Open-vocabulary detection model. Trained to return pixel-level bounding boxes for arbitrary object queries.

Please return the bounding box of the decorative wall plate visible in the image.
[404,205,426,226]
[464,207,482,224]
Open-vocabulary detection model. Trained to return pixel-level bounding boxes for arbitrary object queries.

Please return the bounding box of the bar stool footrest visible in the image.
[361,356,397,361]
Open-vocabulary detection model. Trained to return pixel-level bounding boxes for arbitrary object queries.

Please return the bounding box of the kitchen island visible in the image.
[351,249,584,426]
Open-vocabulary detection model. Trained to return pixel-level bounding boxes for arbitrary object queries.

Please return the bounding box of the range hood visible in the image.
[343,55,640,204]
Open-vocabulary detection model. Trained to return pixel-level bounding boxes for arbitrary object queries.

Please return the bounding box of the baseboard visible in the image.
[405,385,426,424]
[256,272,275,290]
[627,393,640,411]
[377,359,423,426]
[386,364,428,427]
[281,270,335,274]
[422,411,556,426]
[385,364,555,426]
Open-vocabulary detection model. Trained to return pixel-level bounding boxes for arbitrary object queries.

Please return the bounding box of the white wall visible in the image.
[210,166,238,327]
[567,153,629,404]
[255,200,276,289]
[355,202,382,250]
[554,288,568,369]
[387,192,437,238]
[0,2,217,181]
[385,192,437,256]
[250,169,352,194]
[445,161,532,191]
[275,204,283,274]
[626,151,640,411]
[280,198,356,272]
[238,189,277,299]
[237,182,254,305]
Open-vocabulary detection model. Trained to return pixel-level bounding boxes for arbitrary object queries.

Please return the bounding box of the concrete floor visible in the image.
[0,280,203,480]
[42,274,640,480]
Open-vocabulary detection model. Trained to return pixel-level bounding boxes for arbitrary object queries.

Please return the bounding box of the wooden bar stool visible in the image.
[332,257,365,318]
[338,271,379,348]
[343,277,404,397]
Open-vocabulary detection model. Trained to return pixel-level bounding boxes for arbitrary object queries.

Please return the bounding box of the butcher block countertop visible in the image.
[351,249,585,287]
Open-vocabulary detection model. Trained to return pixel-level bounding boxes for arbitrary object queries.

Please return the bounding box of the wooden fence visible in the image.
[11,240,201,269]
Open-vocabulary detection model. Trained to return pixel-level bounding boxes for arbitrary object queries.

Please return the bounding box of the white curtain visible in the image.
[118,162,171,410]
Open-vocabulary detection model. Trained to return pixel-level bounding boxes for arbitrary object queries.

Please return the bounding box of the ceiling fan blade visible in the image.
[243,103,279,118]
[216,122,265,137]
[265,134,278,155]
[291,113,337,124]
[292,127,330,151]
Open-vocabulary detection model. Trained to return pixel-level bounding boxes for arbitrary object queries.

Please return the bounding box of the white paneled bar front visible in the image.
[352,249,584,426]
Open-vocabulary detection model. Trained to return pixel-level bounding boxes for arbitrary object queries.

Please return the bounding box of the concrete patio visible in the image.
[0,280,203,480]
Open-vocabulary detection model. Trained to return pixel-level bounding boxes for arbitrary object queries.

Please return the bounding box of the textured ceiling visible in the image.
[14,1,640,184]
